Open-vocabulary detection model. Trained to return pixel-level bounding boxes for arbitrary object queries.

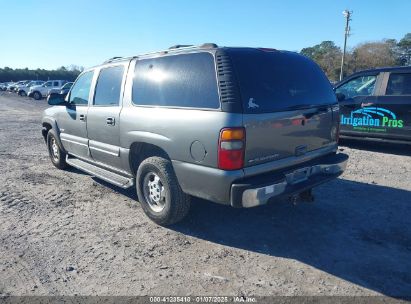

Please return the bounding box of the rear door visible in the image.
[86,63,128,171]
[228,49,338,166]
[335,73,381,137]
[373,71,411,141]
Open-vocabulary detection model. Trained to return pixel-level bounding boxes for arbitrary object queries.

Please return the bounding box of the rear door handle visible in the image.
[79,114,86,122]
[106,117,115,126]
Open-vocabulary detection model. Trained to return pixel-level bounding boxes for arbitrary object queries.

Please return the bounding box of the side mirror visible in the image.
[336,92,346,102]
[47,93,66,106]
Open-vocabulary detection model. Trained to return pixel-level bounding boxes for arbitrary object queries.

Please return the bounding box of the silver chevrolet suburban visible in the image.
[42,44,348,225]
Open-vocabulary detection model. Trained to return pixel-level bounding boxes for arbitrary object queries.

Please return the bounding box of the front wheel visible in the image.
[33,91,41,100]
[47,132,68,169]
[136,157,190,225]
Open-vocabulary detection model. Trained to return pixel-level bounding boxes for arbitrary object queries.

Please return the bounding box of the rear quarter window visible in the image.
[386,73,411,95]
[229,49,336,113]
[132,52,220,109]
[93,65,124,106]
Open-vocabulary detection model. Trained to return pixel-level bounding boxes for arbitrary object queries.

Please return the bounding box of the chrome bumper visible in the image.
[240,154,348,208]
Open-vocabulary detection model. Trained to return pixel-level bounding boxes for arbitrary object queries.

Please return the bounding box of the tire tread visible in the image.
[47,132,68,170]
[136,156,190,225]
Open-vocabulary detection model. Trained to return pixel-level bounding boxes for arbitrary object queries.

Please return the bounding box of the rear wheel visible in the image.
[33,91,41,100]
[47,132,68,169]
[136,157,190,225]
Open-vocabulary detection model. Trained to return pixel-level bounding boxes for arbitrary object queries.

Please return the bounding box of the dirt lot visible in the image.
[0,91,411,298]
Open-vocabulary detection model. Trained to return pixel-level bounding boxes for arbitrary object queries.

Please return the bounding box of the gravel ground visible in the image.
[0,91,410,298]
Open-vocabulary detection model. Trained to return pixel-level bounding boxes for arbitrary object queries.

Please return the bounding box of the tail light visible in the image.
[218,127,245,170]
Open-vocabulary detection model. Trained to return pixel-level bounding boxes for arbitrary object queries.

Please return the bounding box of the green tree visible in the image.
[300,41,342,81]
[351,41,397,72]
[397,33,411,65]
[0,67,82,83]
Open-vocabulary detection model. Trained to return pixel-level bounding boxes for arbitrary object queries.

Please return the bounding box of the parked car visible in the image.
[17,81,45,96]
[47,82,73,97]
[28,80,68,100]
[0,83,10,91]
[7,82,18,92]
[13,80,31,92]
[43,44,348,225]
[334,66,411,144]
[10,80,28,92]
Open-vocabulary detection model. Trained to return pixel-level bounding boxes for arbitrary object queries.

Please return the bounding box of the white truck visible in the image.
[17,81,45,96]
[28,80,67,100]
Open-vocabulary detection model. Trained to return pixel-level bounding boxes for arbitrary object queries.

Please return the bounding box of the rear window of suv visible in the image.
[228,49,336,113]
[132,52,220,109]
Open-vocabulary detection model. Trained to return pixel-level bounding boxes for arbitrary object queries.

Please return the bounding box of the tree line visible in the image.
[301,33,411,82]
[0,65,83,83]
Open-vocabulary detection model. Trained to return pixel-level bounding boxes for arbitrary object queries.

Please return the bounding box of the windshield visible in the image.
[228,49,336,113]
[62,82,73,89]
[335,75,377,99]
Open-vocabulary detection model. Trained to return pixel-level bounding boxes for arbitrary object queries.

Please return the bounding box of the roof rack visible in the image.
[168,43,218,50]
[169,44,194,50]
[103,56,123,63]
[199,43,218,49]
[102,43,219,64]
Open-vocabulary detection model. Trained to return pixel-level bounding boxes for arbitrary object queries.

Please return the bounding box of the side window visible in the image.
[335,75,377,99]
[386,73,411,95]
[132,52,220,109]
[44,81,52,87]
[53,81,59,86]
[68,71,94,105]
[93,65,124,106]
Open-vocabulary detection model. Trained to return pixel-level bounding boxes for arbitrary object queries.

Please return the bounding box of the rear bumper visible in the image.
[230,153,348,208]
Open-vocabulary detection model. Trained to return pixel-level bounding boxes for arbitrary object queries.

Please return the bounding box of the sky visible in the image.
[0,0,410,70]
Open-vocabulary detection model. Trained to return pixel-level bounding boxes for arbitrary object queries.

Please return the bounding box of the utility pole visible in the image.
[339,10,352,81]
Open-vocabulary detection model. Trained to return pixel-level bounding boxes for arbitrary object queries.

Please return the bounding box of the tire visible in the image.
[47,132,68,170]
[136,156,190,225]
[33,91,41,100]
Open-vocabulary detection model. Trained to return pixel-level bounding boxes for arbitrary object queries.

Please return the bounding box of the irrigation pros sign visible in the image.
[341,107,404,132]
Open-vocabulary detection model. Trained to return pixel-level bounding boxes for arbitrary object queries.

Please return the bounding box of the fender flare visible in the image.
[42,117,66,153]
